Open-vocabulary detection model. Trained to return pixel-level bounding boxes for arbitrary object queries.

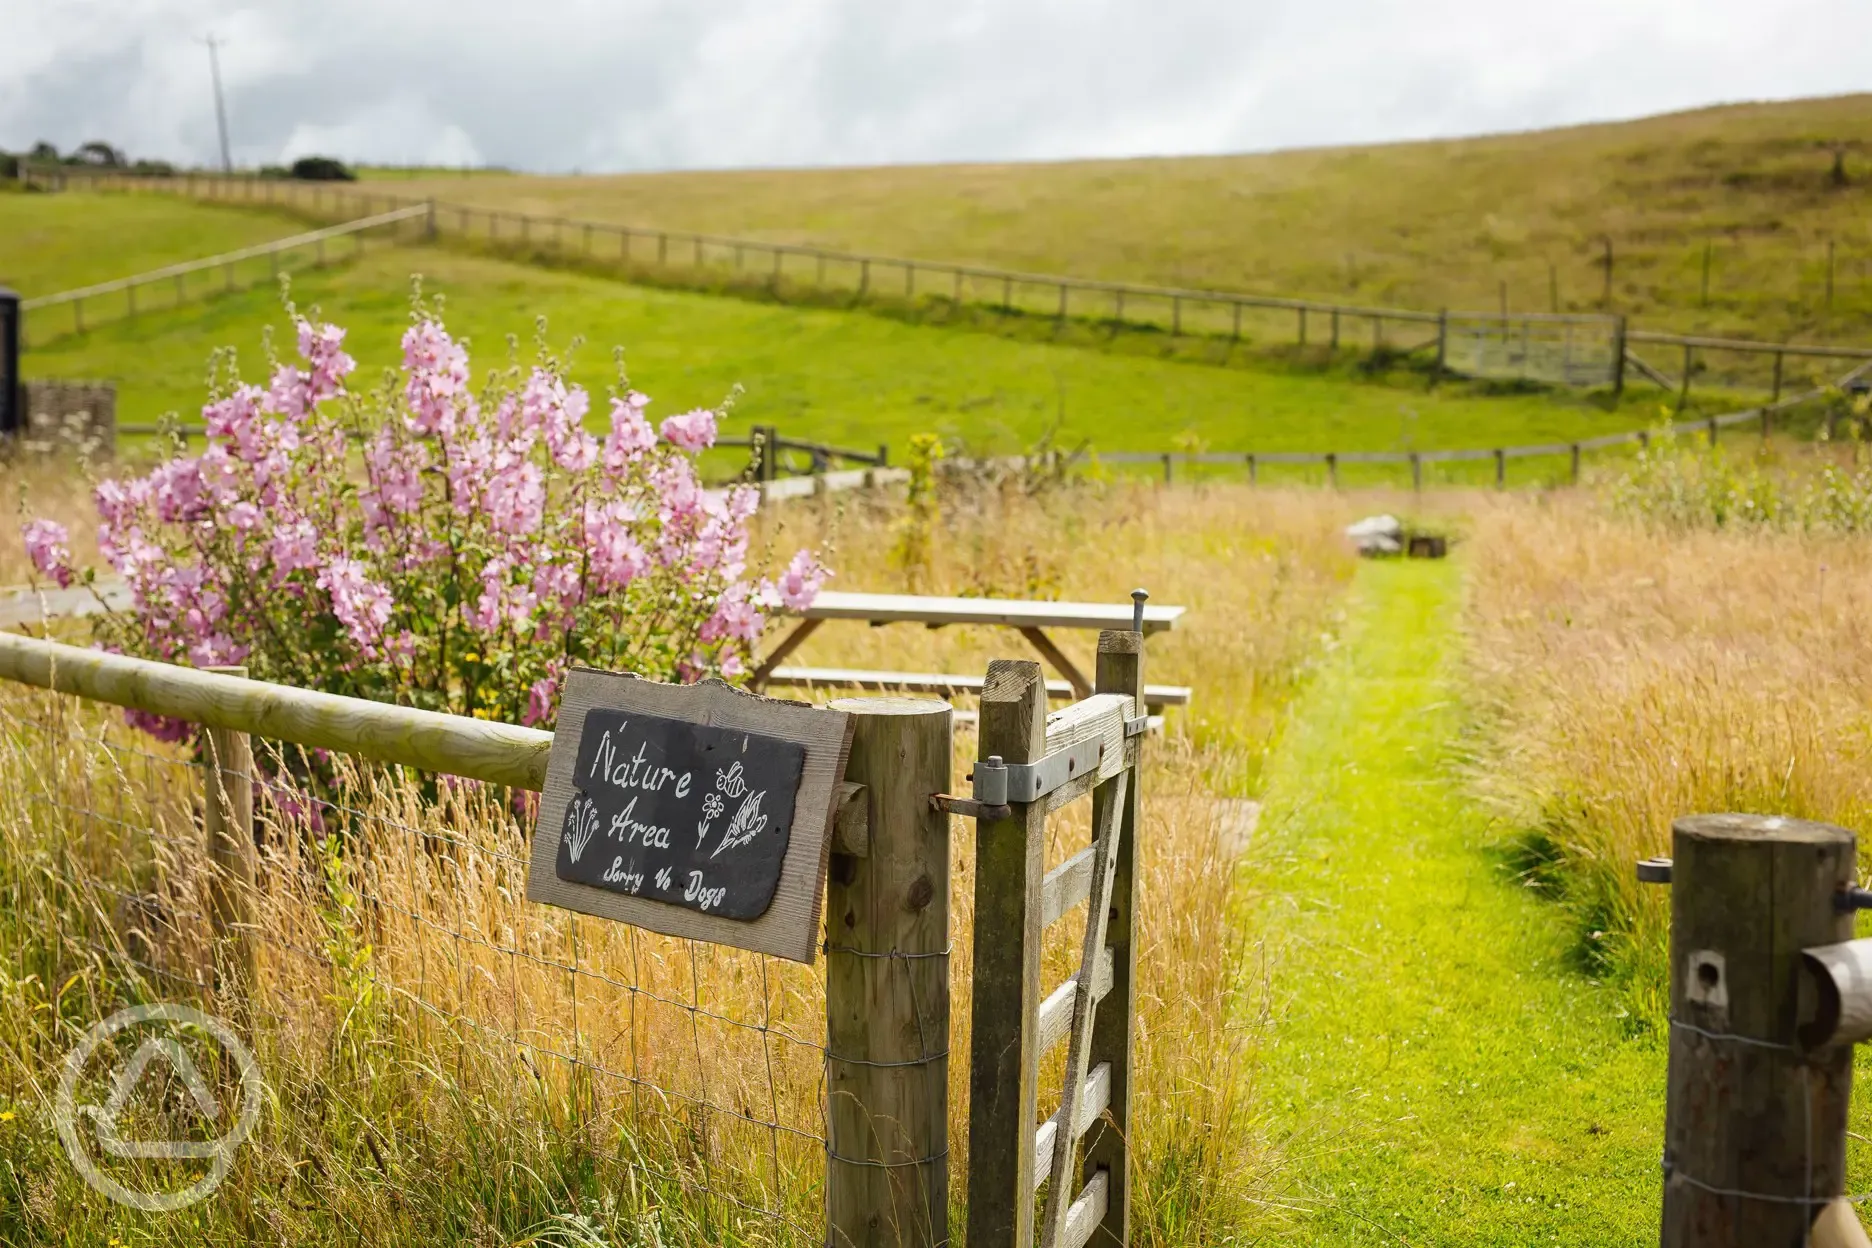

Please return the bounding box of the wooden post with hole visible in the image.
[1660,814,1857,1247]
[1081,631,1141,1246]
[968,661,1050,1248]
[826,697,953,1248]
[203,665,257,991]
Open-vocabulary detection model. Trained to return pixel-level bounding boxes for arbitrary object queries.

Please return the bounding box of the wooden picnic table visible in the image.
[749,589,1185,702]
[0,581,1192,707]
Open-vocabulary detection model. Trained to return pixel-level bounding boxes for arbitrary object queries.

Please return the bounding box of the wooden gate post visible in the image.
[826,697,954,1248]
[969,661,1050,1248]
[1660,814,1857,1247]
[1081,631,1142,1246]
[203,665,257,990]
[1611,315,1629,398]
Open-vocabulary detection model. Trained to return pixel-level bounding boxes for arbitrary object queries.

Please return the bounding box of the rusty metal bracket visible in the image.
[930,793,1012,822]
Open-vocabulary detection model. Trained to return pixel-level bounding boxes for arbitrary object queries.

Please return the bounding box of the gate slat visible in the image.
[1038,766,1130,1248]
[1037,947,1114,1056]
[1031,1062,1112,1193]
[1042,846,1096,927]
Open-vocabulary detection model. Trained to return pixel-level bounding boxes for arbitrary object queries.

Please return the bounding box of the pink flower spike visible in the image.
[660,408,717,453]
[774,549,828,611]
[22,519,74,588]
[605,395,656,474]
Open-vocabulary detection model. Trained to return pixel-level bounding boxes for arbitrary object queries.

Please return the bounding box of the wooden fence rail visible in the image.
[1096,354,1872,488]
[17,205,430,345]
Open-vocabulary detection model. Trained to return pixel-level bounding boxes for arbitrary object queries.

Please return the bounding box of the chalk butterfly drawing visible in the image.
[564,794,599,864]
[696,790,726,847]
[711,789,769,859]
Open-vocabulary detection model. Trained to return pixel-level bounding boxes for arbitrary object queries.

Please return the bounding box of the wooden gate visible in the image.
[967,629,1146,1248]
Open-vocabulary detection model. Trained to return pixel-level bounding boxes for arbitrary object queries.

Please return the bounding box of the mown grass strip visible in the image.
[1245,559,1664,1246]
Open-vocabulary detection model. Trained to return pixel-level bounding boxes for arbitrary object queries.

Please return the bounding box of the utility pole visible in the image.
[204,35,232,174]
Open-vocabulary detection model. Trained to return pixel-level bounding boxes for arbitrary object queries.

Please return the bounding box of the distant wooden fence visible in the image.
[1099,355,1872,489]
[16,204,431,345]
[34,168,1872,401]
[0,618,1156,1248]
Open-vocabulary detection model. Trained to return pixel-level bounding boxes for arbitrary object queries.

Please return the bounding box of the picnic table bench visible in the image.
[749,589,1190,711]
[0,581,1194,711]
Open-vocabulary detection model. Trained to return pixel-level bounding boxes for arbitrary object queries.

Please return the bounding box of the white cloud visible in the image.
[1,0,1868,172]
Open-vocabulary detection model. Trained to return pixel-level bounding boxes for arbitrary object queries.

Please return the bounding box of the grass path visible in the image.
[1247,559,1664,1245]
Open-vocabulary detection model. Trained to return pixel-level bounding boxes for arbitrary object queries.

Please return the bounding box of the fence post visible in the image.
[1435,309,1448,377]
[1611,315,1628,398]
[968,661,1049,1248]
[1411,452,1422,492]
[1246,452,1257,486]
[1494,448,1505,489]
[1161,453,1173,485]
[1325,452,1338,490]
[1771,350,1784,404]
[825,697,953,1248]
[1677,343,1694,412]
[426,198,437,241]
[1659,814,1856,1247]
[0,287,19,438]
[203,665,257,990]
[1570,443,1581,485]
[1079,628,1143,1247]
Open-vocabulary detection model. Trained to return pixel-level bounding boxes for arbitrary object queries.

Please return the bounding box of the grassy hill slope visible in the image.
[0,192,298,296]
[383,95,1872,344]
[18,239,1653,475]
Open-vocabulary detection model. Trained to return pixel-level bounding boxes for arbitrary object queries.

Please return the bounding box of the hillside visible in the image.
[382,95,1872,345]
[18,236,1649,476]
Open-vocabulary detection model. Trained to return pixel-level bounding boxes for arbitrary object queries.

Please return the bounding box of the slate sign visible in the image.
[527,667,854,963]
[556,708,805,920]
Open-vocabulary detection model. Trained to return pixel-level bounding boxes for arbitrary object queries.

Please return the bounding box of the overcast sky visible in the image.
[3,1,1869,174]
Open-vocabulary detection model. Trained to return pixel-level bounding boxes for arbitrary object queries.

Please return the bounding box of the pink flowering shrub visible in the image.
[26,310,827,738]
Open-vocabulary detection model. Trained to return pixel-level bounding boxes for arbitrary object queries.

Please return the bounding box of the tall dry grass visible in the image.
[0,468,1355,1245]
[1465,488,1872,1020]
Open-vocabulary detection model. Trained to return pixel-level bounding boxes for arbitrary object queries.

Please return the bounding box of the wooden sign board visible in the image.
[527,667,854,963]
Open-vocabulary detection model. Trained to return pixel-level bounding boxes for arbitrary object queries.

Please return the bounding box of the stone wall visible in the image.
[19,380,115,456]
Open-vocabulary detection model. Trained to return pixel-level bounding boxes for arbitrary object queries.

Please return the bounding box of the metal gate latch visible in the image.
[973,738,1105,805]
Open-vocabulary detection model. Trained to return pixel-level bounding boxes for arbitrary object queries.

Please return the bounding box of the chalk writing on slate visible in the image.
[555,707,806,921]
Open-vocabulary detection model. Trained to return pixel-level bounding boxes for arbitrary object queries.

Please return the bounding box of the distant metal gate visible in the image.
[1443,311,1621,387]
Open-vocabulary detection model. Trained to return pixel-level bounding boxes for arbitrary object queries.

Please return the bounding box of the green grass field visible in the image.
[14,217,1679,469]
[0,191,295,296]
[376,95,1872,345]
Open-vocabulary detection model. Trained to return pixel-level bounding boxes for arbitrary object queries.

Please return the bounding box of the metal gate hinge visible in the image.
[972,738,1105,805]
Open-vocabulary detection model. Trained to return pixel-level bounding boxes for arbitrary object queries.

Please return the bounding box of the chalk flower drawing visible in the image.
[695,790,727,847]
[711,789,769,858]
[564,795,599,864]
[716,762,748,799]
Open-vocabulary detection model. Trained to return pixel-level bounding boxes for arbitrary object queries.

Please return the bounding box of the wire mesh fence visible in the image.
[1441,312,1620,387]
[0,682,833,1244]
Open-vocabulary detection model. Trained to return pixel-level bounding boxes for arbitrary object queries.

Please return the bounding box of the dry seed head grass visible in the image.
[0,468,1355,1245]
[1465,491,1872,1015]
